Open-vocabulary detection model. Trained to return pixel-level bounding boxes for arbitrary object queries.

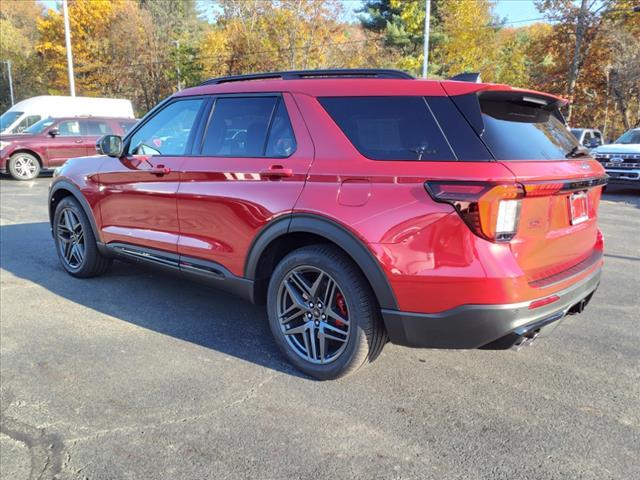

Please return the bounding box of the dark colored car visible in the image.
[48,70,605,379]
[0,116,137,180]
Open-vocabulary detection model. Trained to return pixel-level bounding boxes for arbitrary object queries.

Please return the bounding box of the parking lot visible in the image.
[0,176,638,480]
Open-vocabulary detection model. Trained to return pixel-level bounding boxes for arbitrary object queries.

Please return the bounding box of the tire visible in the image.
[53,196,112,278]
[8,152,41,181]
[267,244,386,380]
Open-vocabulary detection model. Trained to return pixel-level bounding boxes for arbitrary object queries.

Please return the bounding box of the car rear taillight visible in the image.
[425,181,524,242]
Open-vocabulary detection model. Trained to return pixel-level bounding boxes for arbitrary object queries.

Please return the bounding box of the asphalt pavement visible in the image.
[1,176,639,480]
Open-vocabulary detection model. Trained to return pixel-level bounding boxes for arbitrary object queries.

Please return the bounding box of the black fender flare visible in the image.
[244,213,398,310]
[48,179,102,243]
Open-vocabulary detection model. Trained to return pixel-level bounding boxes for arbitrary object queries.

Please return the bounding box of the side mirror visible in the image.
[96,134,123,157]
[48,128,59,137]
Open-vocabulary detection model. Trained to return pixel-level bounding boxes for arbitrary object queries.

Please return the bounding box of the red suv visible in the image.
[48,70,605,379]
[1,116,136,180]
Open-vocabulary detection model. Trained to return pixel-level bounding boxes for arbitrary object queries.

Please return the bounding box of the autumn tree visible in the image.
[199,0,371,78]
[0,0,46,111]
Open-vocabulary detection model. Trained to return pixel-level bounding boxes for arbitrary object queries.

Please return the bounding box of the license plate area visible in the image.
[569,191,589,225]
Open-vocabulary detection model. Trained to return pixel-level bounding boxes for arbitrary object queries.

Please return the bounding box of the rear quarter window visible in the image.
[319,96,456,161]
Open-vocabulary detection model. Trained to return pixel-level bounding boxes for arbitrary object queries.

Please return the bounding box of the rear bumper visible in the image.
[381,267,601,349]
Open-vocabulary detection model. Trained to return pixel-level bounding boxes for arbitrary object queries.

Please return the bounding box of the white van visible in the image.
[0,96,134,134]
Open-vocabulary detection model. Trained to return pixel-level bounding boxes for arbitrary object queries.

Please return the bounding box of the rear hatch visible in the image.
[444,85,606,286]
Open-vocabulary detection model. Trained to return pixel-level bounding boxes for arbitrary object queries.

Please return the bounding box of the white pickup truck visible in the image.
[592,128,640,189]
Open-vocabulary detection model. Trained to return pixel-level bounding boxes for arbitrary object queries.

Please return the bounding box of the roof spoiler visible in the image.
[448,72,482,83]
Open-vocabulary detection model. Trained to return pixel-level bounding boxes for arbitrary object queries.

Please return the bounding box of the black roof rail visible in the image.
[448,72,482,83]
[200,69,414,86]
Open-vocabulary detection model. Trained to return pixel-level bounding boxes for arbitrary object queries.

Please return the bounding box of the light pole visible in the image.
[3,60,14,106]
[422,0,431,78]
[62,0,76,96]
[173,40,182,91]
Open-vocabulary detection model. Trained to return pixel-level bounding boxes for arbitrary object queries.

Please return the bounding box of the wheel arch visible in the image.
[9,149,43,166]
[49,180,101,243]
[245,213,398,309]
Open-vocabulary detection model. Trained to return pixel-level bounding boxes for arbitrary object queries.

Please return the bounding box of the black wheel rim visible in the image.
[277,266,351,364]
[56,208,85,269]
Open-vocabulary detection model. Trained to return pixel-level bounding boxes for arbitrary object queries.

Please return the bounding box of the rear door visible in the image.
[46,119,88,166]
[176,93,314,277]
[451,89,606,285]
[80,119,115,156]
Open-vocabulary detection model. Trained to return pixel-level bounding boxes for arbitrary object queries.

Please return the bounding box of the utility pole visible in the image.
[3,60,14,106]
[422,0,431,78]
[62,0,76,96]
[173,40,182,91]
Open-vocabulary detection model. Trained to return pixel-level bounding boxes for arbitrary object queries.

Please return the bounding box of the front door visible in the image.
[46,119,89,166]
[177,93,314,277]
[97,97,206,254]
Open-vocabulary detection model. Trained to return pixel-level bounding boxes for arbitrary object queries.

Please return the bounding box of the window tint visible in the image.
[57,120,81,136]
[202,97,277,157]
[319,97,454,161]
[265,100,297,157]
[83,120,113,135]
[479,94,580,160]
[129,99,203,156]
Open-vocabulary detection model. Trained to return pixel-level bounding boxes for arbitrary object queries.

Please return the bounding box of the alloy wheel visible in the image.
[56,208,86,269]
[12,156,38,179]
[277,266,351,364]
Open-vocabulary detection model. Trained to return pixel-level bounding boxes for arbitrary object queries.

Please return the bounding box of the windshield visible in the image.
[24,118,56,134]
[570,129,582,139]
[0,111,23,131]
[614,129,640,144]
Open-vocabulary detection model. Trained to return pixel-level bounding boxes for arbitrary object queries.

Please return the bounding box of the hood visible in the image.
[593,143,640,154]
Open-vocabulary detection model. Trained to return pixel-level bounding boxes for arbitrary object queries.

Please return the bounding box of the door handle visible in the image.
[259,165,294,179]
[150,164,171,176]
[74,140,83,144]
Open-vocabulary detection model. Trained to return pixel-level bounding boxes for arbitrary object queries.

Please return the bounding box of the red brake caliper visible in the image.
[335,292,347,327]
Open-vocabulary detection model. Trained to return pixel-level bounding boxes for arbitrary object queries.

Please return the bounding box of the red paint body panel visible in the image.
[52,76,604,320]
[176,94,314,275]
[97,155,185,252]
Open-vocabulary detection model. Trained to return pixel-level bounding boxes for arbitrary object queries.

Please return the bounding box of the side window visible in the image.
[201,97,277,157]
[128,99,203,156]
[319,96,455,161]
[265,99,297,157]
[14,115,41,133]
[593,131,603,145]
[57,120,81,136]
[83,120,113,135]
[119,120,137,134]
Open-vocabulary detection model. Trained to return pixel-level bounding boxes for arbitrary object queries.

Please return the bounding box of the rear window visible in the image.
[83,120,113,135]
[479,93,580,161]
[319,96,455,161]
